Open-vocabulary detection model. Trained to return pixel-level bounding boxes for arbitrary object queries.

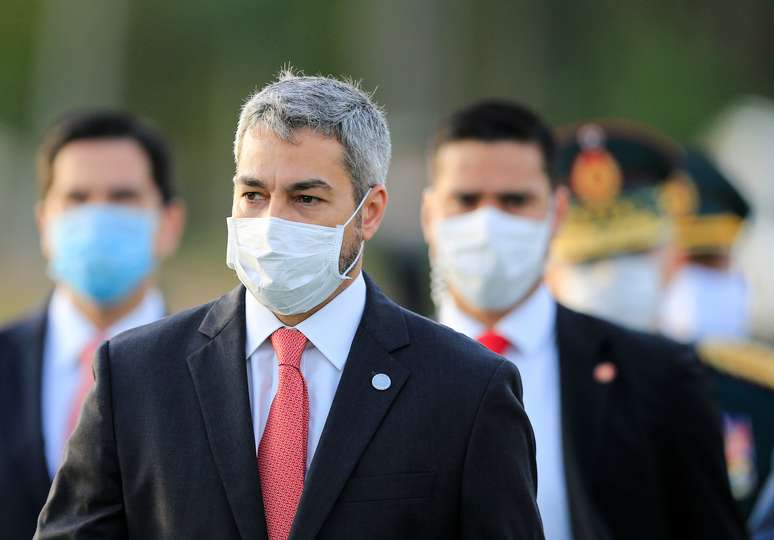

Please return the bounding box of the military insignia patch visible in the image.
[661,173,699,218]
[724,414,758,500]
[570,124,623,208]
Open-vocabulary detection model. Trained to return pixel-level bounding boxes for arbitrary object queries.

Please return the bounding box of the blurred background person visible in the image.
[0,111,185,540]
[659,148,751,342]
[422,100,744,540]
[659,148,774,517]
[659,149,774,516]
[548,121,774,522]
[548,121,678,332]
[705,96,774,344]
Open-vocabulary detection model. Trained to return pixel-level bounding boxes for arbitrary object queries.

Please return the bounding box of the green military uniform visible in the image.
[699,341,774,517]
[663,148,773,518]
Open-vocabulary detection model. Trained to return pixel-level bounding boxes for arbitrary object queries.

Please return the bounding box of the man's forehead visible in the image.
[435,140,544,170]
[434,141,547,191]
[239,126,343,158]
[50,139,154,191]
[236,128,351,188]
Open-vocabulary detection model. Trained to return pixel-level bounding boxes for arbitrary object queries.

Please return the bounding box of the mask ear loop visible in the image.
[342,187,373,228]
[338,187,373,279]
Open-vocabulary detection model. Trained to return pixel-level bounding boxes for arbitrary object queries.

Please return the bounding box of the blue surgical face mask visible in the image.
[48,204,159,306]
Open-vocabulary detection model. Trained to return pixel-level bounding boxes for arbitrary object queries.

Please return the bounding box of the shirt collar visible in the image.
[494,285,556,355]
[244,273,367,371]
[438,284,556,355]
[47,287,166,370]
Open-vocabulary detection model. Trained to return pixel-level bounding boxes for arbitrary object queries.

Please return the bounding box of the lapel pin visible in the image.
[371,373,391,391]
[593,362,617,384]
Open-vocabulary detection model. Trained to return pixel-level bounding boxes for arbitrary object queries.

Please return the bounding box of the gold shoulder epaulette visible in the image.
[698,341,774,391]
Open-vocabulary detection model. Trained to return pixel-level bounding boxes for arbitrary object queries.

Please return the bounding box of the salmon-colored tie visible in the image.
[259,328,309,540]
[477,329,510,355]
[66,334,105,439]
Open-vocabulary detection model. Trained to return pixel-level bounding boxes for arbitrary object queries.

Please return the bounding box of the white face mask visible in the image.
[226,189,370,316]
[658,264,749,342]
[557,253,663,331]
[431,206,553,311]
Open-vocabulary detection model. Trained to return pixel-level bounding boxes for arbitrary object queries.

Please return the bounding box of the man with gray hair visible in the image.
[35,71,544,540]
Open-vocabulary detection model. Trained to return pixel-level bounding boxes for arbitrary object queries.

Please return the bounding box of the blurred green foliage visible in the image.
[1,0,772,322]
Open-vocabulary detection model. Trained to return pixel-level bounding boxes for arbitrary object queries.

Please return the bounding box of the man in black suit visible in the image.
[421,101,746,539]
[0,111,185,540]
[34,72,544,539]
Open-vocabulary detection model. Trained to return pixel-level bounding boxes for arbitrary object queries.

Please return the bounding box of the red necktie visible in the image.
[258,328,309,540]
[477,329,510,355]
[66,334,105,439]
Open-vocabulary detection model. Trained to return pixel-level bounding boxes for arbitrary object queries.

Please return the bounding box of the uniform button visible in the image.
[371,373,391,391]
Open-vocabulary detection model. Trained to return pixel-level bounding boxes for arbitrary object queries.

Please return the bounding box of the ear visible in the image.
[420,187,436,245]
[155,199,187,258]
[35,200,53,260]
[361,185,388,242]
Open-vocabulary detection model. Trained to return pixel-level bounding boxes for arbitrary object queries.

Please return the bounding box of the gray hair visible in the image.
[234,69,391,201]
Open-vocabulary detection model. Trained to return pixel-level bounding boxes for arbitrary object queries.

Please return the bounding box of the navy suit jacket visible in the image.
[0,306,52,540]
[34,276,544,539]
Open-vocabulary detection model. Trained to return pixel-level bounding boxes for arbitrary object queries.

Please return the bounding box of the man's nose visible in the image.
[477,197,503,211]
[264,196,294,221]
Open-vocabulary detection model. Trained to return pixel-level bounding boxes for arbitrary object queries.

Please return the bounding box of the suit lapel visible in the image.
[19,306,53,502]
[556,305,613,540]
[186,286,267,540]
[290,276,410,540]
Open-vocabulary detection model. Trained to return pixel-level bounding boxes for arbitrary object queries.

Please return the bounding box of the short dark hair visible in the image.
[431,99,558,186]
[37,110,175,205]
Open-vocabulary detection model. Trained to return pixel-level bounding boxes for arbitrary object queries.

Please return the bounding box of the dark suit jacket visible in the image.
[0,307,53,540]
[35,277,544,539]
[555,305,746,540]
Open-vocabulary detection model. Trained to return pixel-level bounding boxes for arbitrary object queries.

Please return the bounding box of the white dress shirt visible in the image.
[244,273,366,471]
[42,287,166,478]
[439,285,573,540]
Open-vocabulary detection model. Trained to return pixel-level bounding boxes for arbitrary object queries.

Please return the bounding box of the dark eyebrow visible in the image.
[286,179,333,192]
[108,188,143,198]
[233,176,266,188]
[232,176,332,192]
[496,190,534,198]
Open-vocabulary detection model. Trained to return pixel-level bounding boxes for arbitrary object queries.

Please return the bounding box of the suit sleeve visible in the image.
[662,348,746,540]
[460,359,545,540]
[34,341,128,539]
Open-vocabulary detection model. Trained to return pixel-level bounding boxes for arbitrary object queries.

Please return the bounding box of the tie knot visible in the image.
[477,330,510,355]
[270,328,308,369]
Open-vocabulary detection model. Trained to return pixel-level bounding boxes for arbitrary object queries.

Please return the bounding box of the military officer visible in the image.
[548,120,678,332]
[659,148,751,342]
